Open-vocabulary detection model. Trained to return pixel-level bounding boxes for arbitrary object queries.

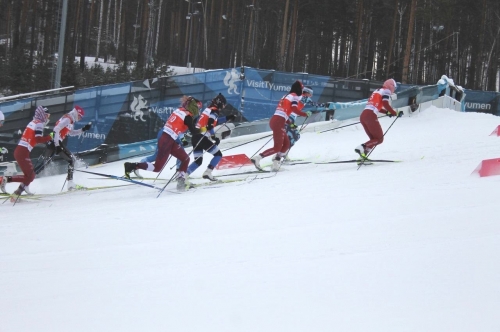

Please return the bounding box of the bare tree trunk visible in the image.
[287,0,299,72]
[137,0,150,69]
[402,0,417,83]
[104,0,111,61]
[115,0,122,64]
[155,0,164,57]
[482,26,500,88]
[279,0,290,70]
[354,0,363,78]
[96,0,104,61]
[80,0,89,71]
[386,0,398,78]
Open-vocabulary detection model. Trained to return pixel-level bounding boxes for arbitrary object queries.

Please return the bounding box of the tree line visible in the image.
[0,0,499,96]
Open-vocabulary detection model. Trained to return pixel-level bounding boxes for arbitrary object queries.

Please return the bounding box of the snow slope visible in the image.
[1,107,500,332]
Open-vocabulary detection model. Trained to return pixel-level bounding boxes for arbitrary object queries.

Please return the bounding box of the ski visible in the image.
[215,169,272,177]
[315,159,401,165]
[2,183,134,201]
[76,169,162,191]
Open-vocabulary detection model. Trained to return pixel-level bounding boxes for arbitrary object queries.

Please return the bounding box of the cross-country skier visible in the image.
[33,105,91,190]
[354,78,402,159]
[124,96,199,191]
[251,80,311,171]
[186,93,235,181]
[0,106,52,195]
[282,86,314,162]
[133,98,201,179]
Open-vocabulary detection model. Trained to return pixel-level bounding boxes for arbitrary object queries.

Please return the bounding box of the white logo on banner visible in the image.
[130,94,148,122]
[223,68,241,95]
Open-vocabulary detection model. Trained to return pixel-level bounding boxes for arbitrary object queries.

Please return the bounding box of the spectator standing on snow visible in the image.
[251,81,311,171]
[0,106,52,195]
[354,79,402,159]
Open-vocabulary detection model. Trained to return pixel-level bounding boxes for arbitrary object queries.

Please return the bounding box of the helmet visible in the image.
[383,79,397,93]
[302,86,313,97]
[74,105,85,120]
[211,93,227,110]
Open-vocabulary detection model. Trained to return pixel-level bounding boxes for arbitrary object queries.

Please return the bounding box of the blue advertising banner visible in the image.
[0,67,497,167]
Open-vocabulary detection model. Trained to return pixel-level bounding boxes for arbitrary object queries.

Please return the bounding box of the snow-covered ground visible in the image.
[1,106,500,332]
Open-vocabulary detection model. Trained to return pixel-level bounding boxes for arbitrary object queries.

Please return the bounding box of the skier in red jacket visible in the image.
[251,80,311,171]
[355,78,402,159]
[0,106,52,196]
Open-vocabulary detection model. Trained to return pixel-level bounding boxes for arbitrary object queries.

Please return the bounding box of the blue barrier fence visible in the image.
[0,67,498,165]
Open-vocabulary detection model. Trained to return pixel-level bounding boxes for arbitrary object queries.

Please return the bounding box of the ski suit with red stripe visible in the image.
[260,93,308,158]
[12,119,52,186]
[360,88,397,150]
[136,108,196,173]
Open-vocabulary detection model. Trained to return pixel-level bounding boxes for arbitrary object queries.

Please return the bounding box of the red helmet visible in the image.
[74,106,85,120]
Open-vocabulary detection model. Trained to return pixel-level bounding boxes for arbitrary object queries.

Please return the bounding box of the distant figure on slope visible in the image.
[124,96,199,191]
[187,93,236,181]
[251,81,311,171]
[354,78,402,159]
[0,106,52,196]
[33,106,91,191]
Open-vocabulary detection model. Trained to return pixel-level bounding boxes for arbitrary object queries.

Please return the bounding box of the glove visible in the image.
[211,135,220,146]
[386,111,395,118]
[55,146,62,156]
[226,114,236,122]
[49,132,54,139]
[82,123,92,131]
[397,111,404,118]
[181,136,189,146]
[0,147,7,155]
[305,111,312,117]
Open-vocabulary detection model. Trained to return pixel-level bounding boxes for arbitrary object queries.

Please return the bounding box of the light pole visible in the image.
[186,10,201,69]
[195,1,208,66]
[186,13,194,69]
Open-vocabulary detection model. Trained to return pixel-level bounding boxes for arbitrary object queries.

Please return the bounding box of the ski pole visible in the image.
[221,133,273,152]
[249,136,273,159]
[169,123,228,170]
[319,115,387,133]
[154,155,172,182]
[157,170,180,198]
[357,115,400,170]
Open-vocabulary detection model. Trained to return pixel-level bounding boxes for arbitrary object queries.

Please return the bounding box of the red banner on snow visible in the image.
[489,125,500,136]
[216,154,253,170]
[472,158,500,177]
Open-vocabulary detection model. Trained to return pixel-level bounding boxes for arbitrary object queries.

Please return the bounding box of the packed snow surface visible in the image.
[1,107,500,332]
